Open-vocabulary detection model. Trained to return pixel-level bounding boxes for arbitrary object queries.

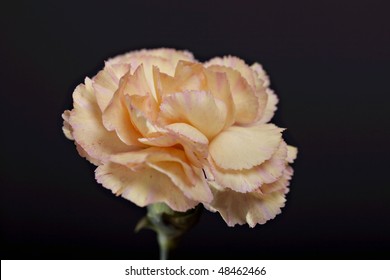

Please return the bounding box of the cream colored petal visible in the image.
[107,48,195,67]
[125,94,159,137]
[251,62,270,87]
[159,90,227,139]
[107,49,195,101]
[207,65,260,124]
[206,57,270,123]
[139,123,209,167]
[166,123,209,167]
[153,61,208,106]
[257,89,279,124]
[209,141,288,193]
[96,162,198,212]
[250,63,279,124]
[93,83,115,113]
[146,161,212,203]
[203,69,236,128]
[287,145,298,163]
[110,147,198,184]
[144,48,195,62]
[205,56,257,89]
[62,110,74,140]
[102,64,156,144]
[74,143,100,166]
[118,64,152,97]
[209,124,284,170]
[153,61,208,103]
[155,61,236,128]
[204,186,287,227]
[101,72,143,146]
[260,165,293,194]
[109,147,212,203]
[105,63,132,82]
[172,61,208,91]
[63,109,101,165]
[68,78,131,164]
[92,63,131,112]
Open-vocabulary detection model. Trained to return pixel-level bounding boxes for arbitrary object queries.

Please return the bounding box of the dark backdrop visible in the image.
[1,0,389,259]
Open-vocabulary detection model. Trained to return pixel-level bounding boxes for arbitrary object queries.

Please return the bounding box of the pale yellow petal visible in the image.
[110,147,198,184]
[260,165,293,194]
[209,124,284,170]
[96,163,198,212]
[207,65,259,124]
[62,110,74,140]
[106,49,195,101]
[68,78,131,163]
[165,123,209,167]
[139,123,209,167]
[154,61,236,127]
[250,63,279,124]
[107,48,195,68]
[143,48,195,62]
[153,61,207,102]
[101,64,156,144]
[287,145,298,163]
[74,143,100,166]
[92,63,131,112]
[205,56,257,89]
[251,62,270,87]
[125,94,159,137]
[109,147,212,203]
[209,141,288,193]
[203,69,235,128]
[206,57,269,123]
[204,186,287,227]
[101,71,144,146]
[159,90,227,139]
[257,89,279,124]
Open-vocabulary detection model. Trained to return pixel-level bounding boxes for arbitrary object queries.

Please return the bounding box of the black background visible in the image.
[1,0,390,259]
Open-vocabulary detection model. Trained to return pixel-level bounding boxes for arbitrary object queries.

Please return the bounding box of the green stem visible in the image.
[157,233,170,260]
[135,203,202,260]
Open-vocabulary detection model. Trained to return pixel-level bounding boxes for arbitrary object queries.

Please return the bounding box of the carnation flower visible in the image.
[62,48,297,228]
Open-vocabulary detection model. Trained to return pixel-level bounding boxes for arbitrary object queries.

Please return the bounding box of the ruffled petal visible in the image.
[153,61,207,102]
[251,62,270,87]
[204,186,287,227]
[250,64,279,124]
[209,141,288,193]
[260,165,293,194]
[139,123,209,167]
[207,65,259,124]
[109,147,212,204]
[108,48,195,67]
[159,90,227,139]
[205,56,257,89]
[102,73,142,146]
[257,89,278,124]
[154,61,236,128]
[126,94,159,137]
[68,78,131,164]
[165,123,209,167]
[96,162,198,212]
[102,66,152,145]
[62,110,74,140]
[206,57,269,123]
[287,145,298,163]
[203,69,236,128]
[93,63,131,112]
[209,124,284,170]
[107,49,196,101]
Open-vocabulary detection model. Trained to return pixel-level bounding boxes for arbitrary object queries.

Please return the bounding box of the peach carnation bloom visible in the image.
[62,48,297,227]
